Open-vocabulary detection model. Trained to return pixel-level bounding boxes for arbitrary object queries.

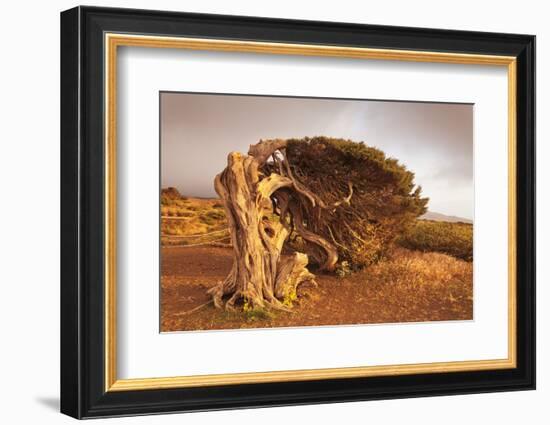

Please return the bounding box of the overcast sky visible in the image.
[161,92,473,220]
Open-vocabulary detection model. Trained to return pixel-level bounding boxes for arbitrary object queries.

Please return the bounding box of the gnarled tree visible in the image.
[209,137,428,311]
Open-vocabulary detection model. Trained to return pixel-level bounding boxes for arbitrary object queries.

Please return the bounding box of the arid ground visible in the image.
[161,245,473,332]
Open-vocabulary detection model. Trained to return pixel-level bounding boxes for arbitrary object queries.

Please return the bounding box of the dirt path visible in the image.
[161,246,473,332]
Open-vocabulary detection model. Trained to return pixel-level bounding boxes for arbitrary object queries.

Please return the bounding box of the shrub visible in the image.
[205,209,225,220]
[398,220,473,261]
[176,210,193,217]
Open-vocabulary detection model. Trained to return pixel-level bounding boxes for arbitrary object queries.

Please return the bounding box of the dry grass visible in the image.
[161,188,228,246]
[371,247,472,289]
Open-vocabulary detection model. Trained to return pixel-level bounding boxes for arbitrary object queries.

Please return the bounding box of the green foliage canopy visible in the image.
[278,136,429,268]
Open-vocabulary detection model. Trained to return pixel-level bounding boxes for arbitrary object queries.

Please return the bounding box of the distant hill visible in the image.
[420,211,473,224]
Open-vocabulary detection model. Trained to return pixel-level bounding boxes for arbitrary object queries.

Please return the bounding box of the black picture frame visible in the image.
[61,5,535,419]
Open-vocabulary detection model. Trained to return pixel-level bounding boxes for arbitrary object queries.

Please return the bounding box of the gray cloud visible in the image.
[161,93,473,219]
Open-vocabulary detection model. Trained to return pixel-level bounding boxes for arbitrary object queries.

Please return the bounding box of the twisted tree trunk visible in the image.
[208,139,340,311]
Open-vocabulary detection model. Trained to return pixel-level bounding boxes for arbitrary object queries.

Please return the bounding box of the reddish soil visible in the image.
[161,246,473,332]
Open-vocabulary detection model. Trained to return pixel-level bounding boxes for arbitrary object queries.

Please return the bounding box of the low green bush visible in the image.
[398,220,473,261]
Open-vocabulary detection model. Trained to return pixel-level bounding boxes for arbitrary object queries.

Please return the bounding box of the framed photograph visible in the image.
[60,6,535,419]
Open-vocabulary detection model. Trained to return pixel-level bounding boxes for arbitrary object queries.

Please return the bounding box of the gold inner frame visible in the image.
[104,33,517,392]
